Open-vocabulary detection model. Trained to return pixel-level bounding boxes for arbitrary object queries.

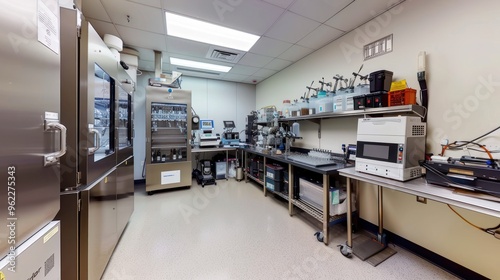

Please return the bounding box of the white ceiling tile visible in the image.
[165,36,211,57]
[253,68,278,78]
[116,25,167,51]
[325,0,403,32]
[238,53,274,68]
[265,11,321,44]
[87,19,120,38]
[248,36,293,58]
[162,0,285,35]
[264,58,293,71]
[262,0,295,9]
[289,0,354,23]
[228,65,259,76]
[297,24,345,49]
[102,0,165,34]
[128,0,162,8]
[82,0,111,22]
[221,73,250,82]
[278,45,313,61]
[82,0,403,83]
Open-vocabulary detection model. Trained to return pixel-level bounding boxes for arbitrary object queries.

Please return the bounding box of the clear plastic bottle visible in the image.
[289,100,299,117]
[292,122,300,137]
[308,96,317,114]
[299,100,309,116]
[281,99,291,118]
[317,92,334,113]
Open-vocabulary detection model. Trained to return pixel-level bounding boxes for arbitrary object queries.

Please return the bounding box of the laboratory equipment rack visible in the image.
[242,147,354,245]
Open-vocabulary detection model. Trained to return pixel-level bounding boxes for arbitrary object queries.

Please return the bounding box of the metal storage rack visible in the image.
[243,147,351,245]
[246,104,425,244]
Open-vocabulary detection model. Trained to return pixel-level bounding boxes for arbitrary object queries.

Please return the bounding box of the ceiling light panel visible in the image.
[162,0,285,35]
[165,12,260,51]
[170,57,231,72]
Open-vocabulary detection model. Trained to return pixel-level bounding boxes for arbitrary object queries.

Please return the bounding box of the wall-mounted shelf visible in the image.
[256,105,425,125]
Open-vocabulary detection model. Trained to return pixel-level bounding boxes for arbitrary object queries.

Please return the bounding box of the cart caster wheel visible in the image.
[147,191,153,196]
[314,231,324,242]
[215,182,217,186]
[202,184,205,187]
[337,244,352,258]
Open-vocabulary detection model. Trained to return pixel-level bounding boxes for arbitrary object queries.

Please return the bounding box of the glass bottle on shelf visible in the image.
[178,148,182,159]
[151,150,156,163]
[172,148,177,160]
[156,150,161,163]
[161,154,166,162]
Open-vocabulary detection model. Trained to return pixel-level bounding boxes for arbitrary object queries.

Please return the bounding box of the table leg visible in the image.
[225,150,229,180]
[346,178,353,248]
[244,151,248,183]
[377,185,386,245]
[263,156,267,196]
[288,164,294,216]
[323,174,330,245]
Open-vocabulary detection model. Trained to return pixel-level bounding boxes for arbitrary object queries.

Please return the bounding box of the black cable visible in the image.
[467,148,500,154]
[451,126,500,148]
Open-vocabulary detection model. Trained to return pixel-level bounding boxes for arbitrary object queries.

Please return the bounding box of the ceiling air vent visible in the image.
[206,46,244,63]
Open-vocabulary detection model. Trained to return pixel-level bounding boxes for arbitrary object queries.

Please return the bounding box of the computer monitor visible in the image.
[223,120,235,129]
[200,120,214,130]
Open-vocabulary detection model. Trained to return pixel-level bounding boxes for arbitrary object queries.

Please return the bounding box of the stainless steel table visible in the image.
[191,146,238,179]
[242,147,350,245]
[338,167,500,257]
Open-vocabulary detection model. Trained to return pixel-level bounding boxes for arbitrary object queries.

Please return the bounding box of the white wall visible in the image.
[133,74,256,179]
[257,0,500,278]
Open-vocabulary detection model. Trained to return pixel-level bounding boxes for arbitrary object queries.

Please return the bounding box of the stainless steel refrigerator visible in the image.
[0,0,63,278]
[56,6,135,280]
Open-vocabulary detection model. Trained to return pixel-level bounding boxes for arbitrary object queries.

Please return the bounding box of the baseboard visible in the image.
[359,219,488,280]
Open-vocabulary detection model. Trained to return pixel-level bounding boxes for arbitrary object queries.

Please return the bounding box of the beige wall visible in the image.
[256,0,500,278]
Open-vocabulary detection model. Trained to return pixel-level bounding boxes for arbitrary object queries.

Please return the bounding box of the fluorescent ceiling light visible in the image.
[170,57,231,73]
[165,12,260,52]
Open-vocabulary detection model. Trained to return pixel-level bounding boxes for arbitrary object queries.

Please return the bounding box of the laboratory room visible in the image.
[2,0,500,279]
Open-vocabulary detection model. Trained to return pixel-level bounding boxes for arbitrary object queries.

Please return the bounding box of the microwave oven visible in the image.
[355,116,426,181]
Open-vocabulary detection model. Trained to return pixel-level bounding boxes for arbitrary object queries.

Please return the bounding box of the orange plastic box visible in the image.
[388,88,417,106]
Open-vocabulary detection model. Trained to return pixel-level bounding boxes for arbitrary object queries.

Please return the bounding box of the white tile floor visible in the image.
[101,179,459,280]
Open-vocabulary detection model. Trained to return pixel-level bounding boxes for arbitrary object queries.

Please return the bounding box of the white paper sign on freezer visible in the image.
[161,170,181,185]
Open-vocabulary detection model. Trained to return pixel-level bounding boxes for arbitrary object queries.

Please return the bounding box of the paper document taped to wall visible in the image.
[161,170,181,185]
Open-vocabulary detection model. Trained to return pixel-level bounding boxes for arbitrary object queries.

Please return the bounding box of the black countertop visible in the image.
[241,147,351,175]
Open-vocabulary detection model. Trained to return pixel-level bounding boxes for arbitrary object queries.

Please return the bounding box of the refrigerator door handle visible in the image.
[44,122,67,166]
[88,127,101,155]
